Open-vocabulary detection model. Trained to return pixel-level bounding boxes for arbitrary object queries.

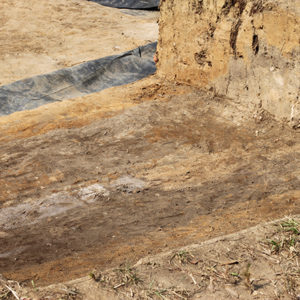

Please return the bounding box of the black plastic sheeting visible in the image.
[0,42,157,116]
[88,0,159,9]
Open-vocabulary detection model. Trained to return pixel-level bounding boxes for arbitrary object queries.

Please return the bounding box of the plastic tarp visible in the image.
[0,42,157,116]
[88,0,159,9]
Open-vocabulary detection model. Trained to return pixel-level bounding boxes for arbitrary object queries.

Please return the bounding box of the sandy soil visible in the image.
[0,0,299,297]
[0,0,158,85]
[0,77,299,286]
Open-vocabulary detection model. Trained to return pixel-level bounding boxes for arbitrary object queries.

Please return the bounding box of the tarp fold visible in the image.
[0,42,157,116]
[88,0,159,9]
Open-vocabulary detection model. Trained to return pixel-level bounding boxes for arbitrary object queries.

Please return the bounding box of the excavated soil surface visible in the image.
[0,78,299,286]
[0,0,299,291]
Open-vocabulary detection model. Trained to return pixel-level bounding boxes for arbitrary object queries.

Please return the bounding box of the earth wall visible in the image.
[157,0,300,127]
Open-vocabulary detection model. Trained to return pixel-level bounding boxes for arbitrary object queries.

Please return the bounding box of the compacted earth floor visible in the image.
[0,77,299,287]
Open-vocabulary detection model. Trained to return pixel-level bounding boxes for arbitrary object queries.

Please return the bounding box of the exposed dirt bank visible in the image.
[157,0,300,127]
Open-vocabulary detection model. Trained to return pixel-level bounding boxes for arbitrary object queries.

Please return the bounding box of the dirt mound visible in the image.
[157,0,300,127]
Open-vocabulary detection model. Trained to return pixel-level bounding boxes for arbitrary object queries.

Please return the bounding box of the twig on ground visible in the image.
[3,284,20,300]
[171,290,186,299]
[113,282,125,289]
[189,273,197,285]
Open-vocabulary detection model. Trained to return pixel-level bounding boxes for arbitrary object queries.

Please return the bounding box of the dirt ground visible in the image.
[0,0,299,298]
[0,0,158,85]
[1,216,300,299]
[0,76,299,287]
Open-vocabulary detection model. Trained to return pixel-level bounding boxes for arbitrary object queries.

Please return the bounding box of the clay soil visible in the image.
[0,0,300,299]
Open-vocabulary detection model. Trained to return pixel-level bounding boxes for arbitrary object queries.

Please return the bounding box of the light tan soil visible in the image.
[157,0,300,127]
[0,0,158,85]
